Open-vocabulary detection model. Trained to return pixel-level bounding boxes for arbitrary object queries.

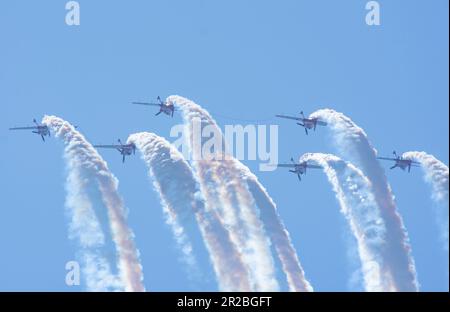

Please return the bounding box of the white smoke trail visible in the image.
[300,153,392,291]
[66,166,122,291]
[234,163,313,292]
[403,151,449,249]
[170,95,309,291]
[128,132,252,291]
[201,157,280,291]
[42,116,145,292]
[310,109,418,291]
[132,134,198,271]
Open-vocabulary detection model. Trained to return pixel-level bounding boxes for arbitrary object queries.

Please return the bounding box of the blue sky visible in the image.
[0,0,448,291]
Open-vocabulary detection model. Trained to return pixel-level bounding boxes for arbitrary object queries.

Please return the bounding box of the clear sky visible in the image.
[0,0,448,291]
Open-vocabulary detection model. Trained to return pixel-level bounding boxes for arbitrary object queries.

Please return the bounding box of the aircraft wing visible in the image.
[132,102,160,107]
[316,120,327,126]
[9,126,39,130]
[405,159,421,165]
[93,144,121,149]
[276,164,297,168]
[377,157,397,161]
[275,114,302,121]
[306,164,323,169]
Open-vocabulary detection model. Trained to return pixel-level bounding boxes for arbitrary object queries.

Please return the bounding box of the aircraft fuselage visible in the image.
[395,159,412,170]
[33,126,50,136]
[293,164,307,174]
[160,104,175,115]
[117,145,135,156]
[302,119,317,129]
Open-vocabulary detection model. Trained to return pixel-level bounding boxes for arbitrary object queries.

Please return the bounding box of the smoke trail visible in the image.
[132,134,198,271]
[300,153,393,291]
[42,116,145,292]
[310,109,418,291]
[234,163,313,292]
[200,157,280,291]
[128,132,252,291]
[403,151,449,249]
[66,166,122,291]
[170,95,310,291]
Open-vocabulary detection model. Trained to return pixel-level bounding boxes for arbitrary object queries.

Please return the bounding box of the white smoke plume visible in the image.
[128,132,252,291]
[196,157,279,291]
[403,151,449,249]
[235,163,313,292]
[170,95,311,291]
[300,153,394,291]
[310,109,418,291]
[42,115,145,292]
[66,166,122,291]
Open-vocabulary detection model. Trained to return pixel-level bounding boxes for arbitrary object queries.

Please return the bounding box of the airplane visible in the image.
[94,139,136,163]
[377,151,420,173]
[132,96,175,117]
[275,111,327,135]
[275,157,323,181]
[9,118,50,142]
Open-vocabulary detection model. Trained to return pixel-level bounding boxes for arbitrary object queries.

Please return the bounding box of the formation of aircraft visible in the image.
[275,157,323,181]
[132,96,176,117]
[377,151,421,172]
[7,105,422,178]
[93,139,136,163]
[9,118,50,142]
[275,111,327,135]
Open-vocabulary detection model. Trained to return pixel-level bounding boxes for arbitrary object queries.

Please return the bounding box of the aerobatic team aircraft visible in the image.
[276,111,327,135]
[274,157,323,181]
[9,119,50,142]
[132,96,175,117]
[94,139,136,163]
[377,151,420,173]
